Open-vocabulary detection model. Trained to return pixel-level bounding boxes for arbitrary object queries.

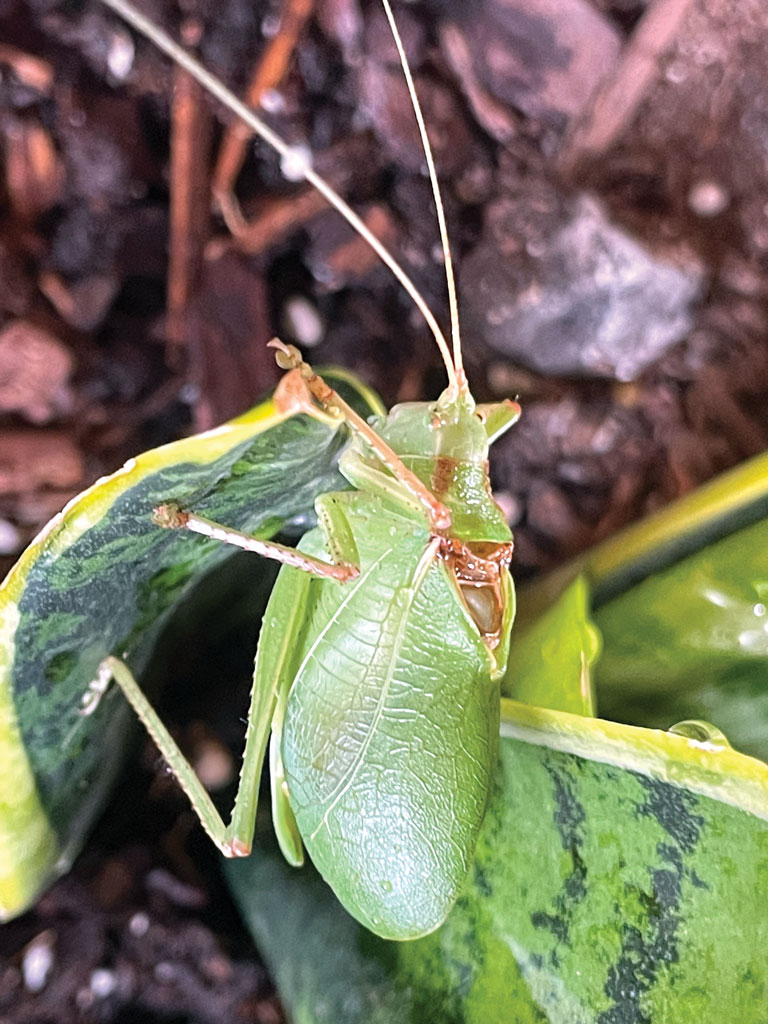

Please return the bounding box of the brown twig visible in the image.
[166,20,214,367]
[206,187,329,259]
[211,0,314,235]
[559,0,697,176]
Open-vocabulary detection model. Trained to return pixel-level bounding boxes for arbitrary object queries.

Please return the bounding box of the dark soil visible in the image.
[2,0,768,1020]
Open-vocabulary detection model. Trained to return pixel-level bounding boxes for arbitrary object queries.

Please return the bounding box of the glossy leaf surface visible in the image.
[503,575,600,716]
[520,451,768,760]
[595,515,768,759]
[228,698,768,1023]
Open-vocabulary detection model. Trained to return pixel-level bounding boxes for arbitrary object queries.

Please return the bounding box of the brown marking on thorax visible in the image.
[438,537,514,648]
[430,455,458,500]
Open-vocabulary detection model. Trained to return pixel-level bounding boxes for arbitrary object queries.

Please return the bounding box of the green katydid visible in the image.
[87,0,521,940]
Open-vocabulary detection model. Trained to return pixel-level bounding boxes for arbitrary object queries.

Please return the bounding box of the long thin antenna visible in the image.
[380,0,465,396]
[97,0,457,392]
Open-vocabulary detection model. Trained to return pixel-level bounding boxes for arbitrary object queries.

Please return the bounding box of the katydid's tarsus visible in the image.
[88,0,522,939]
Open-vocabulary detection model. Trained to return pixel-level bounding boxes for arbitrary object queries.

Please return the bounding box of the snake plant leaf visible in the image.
[594,514,768,760]
[227,698,768,1023]
[521,451,768,760]
[0,371,383,921]
[503,575,600,716]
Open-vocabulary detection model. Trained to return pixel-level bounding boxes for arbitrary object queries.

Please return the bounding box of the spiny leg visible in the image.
[231,560,313,860]
[152,502,359,582]
[269,339,452,532]
[83,656,248,856]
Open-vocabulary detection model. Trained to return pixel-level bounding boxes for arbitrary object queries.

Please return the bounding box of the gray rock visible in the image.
[462,194,704,380]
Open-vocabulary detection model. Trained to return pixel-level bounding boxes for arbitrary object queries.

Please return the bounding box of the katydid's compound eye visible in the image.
[460,583,501,637]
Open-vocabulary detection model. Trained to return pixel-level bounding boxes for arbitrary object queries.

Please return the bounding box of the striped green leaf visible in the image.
[0,372,382,920]
[227,699,768,1023]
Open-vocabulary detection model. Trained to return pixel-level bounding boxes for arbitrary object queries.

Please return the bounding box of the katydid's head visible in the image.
[361,393,519,544]
[377,393,520,464]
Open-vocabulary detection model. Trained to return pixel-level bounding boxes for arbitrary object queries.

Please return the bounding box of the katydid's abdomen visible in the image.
[273,493,499,940]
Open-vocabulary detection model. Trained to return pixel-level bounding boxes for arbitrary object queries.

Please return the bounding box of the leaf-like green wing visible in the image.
[0,372,383,920]
[227,699,768,1023]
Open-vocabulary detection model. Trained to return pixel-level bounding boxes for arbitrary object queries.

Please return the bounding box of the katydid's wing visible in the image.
[227,700,768,1023]
[0,372,383,921]
[282,502,497,940]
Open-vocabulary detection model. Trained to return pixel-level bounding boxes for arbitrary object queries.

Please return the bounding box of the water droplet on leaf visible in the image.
[668,719,731,749]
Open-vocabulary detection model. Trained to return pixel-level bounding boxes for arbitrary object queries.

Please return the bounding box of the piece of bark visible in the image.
[166,60,213,365]
[185,252,276,430]
[2,115,64,220]
[561,0,768,266]
[0,428,83,495]
[560,0,698,172]
[306,204,399,290]
[38,271,118,332]
[211,0,314,234]
[0,44,54,99]
[440,0,622,140]
[0,320,74,422]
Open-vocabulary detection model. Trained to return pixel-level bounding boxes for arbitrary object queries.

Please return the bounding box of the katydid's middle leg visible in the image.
[153,502,359,582]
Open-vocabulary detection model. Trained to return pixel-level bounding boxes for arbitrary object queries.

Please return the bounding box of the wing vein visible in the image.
[310,539,439,840]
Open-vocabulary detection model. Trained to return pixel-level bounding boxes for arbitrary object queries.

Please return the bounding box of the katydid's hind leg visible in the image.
[153,503,358,582]
[228,558,313,860]
[85,657,243,856]
[84,559,313,860]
